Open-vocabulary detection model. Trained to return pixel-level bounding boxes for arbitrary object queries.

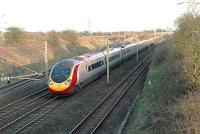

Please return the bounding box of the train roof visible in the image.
[127,43,137,47]
[102,47,121,55]
[54,59,80,67]
[108,47,121,53]
[74,52,105,62]
[52,39,154,68]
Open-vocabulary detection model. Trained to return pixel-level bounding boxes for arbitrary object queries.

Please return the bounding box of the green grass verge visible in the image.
[123,65,166,134]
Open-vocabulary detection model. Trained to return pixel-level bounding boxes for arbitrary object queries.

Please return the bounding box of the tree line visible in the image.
[2,27,80,46]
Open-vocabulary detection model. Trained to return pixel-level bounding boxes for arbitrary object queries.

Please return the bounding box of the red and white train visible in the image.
[48,39,154,95]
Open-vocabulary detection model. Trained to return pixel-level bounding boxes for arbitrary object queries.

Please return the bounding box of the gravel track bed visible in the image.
[95,64,150,134]
[0,94,57,134]
[0,73,46,93]
[0,78,47,107]
[0,79,32,92]
[22,48,151,134]
[0,88,48,117]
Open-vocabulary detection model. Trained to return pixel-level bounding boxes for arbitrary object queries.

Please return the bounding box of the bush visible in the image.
[152,42,169,66]
[173,14,200,90]
[61,30,79,45]
[125,13,200,134]
[47,31,59,46]
[5,27,25,44]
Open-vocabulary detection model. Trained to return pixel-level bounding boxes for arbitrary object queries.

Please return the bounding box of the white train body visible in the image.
[48,39,153,95]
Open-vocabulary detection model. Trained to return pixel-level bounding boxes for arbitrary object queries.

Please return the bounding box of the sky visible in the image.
[0,0,191,32]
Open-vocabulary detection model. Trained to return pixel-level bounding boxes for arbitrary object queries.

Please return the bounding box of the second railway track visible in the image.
[68,52,152,134]
[0,86,59,134]
[0,72,47,94]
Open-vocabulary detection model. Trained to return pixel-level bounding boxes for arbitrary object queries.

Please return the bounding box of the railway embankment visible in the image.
[123,42,170,134]
[123,13,200,134]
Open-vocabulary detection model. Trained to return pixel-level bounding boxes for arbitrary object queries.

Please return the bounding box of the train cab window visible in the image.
[51,66,71,83]
[88,66,92,71]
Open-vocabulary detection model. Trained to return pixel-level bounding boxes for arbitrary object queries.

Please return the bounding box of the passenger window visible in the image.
[88,66,91,71]
[88,60,104,71]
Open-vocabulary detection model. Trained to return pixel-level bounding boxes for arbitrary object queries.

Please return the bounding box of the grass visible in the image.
[167,91,200,133]
[124,64,167,134]
[124,39,200,134]
[123,42,169,134]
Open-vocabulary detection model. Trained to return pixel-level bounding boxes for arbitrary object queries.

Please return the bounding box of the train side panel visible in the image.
[48,38,154,95]
[108,49,122,68]
[78,57,106,87]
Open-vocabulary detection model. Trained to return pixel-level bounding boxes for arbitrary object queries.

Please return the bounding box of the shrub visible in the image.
[47,31,59,46]
[5,27,25,44]
[173,14,200,90]
[61,30,79,45]
[152,42,169,66]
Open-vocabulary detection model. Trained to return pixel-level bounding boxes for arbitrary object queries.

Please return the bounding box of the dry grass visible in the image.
[0,32,153,68]
[0,31,156,81]
[166,92,200,134]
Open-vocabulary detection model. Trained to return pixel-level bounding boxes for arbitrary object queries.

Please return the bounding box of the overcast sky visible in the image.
[0,0,191,32]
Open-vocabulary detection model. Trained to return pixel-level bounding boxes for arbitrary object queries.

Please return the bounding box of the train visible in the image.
[48,39,154,95]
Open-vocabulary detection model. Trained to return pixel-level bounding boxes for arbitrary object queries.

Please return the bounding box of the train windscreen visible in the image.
[51,64,71,83]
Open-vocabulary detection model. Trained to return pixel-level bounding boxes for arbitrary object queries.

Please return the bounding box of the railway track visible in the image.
[0,87,48,116]
[0,90,59,134]
[0,73,46,94]
[68,52,152,134]
[0,47,153,134]
[0,86,59,134]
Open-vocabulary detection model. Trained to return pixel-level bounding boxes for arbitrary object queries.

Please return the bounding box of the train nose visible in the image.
[49,82,68,92]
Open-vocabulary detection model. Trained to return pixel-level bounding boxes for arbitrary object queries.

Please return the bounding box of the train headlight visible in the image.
[65,79,71,85]
[48,80,53,85]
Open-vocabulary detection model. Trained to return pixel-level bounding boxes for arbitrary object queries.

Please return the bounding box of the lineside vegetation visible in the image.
[5,27,25,44]
[124,13,200,134]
